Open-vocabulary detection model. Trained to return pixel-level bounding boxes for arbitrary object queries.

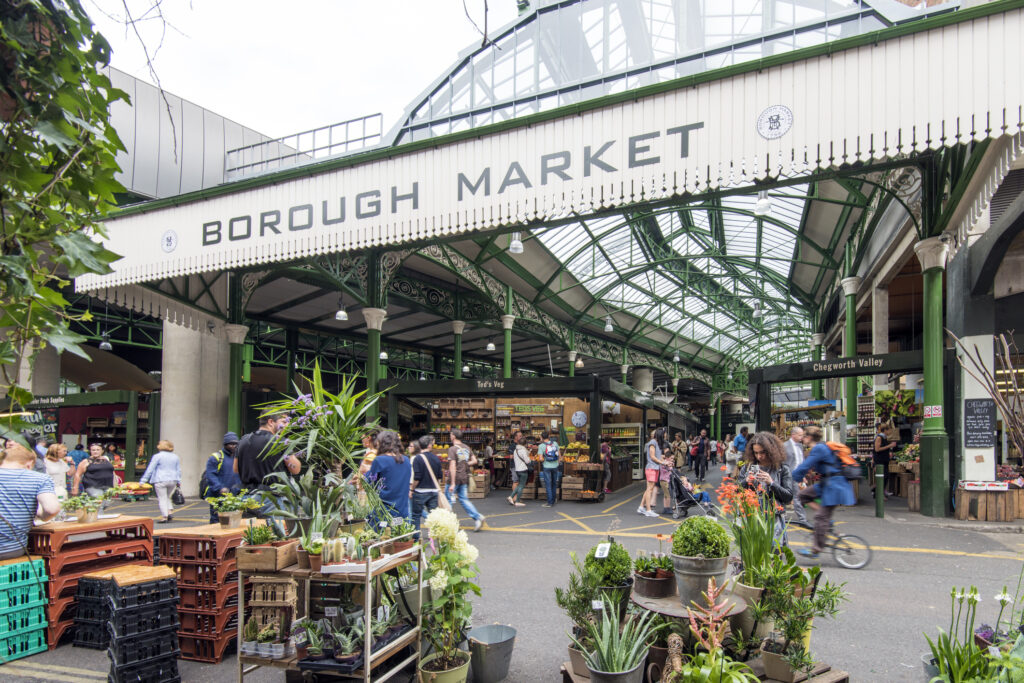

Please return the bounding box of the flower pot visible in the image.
[670,553,729,608]
[77,509,98,524]
[242,640,258,656]
[219,510,242,528]
[418,649,471,682]
[586,652,647,683]
[760,645,797,683]
[645,644,668,683]
[392,540,415,553]
[257,642,271,657]
[334,651,361,665]
[568,646,591,679]
[654,569,673,580]
[921,652,939,680]
[596,579,633,616]
[296,549,310,569]
[307,649,327,661]
[295,644,308,660]
[633,572,674,599]
[268,643,285,659]
[309,554,322,572]
[728,577,773,642]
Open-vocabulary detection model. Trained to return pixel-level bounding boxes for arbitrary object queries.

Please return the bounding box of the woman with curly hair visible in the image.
[737,431,796,543]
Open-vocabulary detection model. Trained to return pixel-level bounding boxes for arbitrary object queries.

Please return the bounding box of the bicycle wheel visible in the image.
[832,534,872,569]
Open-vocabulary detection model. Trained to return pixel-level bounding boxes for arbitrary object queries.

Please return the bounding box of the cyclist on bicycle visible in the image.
[790,425,855,559]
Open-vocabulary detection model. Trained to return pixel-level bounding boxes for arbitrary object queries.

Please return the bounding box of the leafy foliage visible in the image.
[241,522,278,546]
[0,0,125,443]
[671,516,731,558]
[554,552,602,638]
[584,539,631,586]
[206,490,260,513]
[568,599,660,673]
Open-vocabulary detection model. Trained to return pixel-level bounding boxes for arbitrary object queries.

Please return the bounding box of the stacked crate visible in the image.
[28,516,153,649]
[249,576,297,639]
[75,566,181,683]
[0,557,49,663]
[156,524,248,663]
[467,470,491,499]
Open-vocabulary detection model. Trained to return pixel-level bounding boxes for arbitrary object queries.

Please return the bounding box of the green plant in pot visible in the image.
[304,628,326,661]
[418,507,481,682]
[331,627,359,663]
[206,489,260,527]
[756,547,848,682]
[923,586,998,682]
[568,597,661,681]
[670,516,731,608]
[256,624,278,658]
[62,492,109,523]
[584,538,633,615]
[304,538,325,572]
[242,617,260,655]
[555,552,602,678]
[632,551,674,599]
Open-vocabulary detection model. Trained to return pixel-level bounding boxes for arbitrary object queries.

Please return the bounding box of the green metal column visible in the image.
[125,391,138,482]
[452,321,464,379]
[285,327,298,392]
[363,309,387,418]
[224,323,249,436]
[501,315,514,379]
[621,348,628,384]
[916,236,950,517]
[568,351,576,377]
[811,333,824,400]
[841,276,861,445]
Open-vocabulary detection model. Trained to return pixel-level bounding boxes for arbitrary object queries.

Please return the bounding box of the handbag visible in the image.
[468,475,477,493]
[421,455,451,510]
[171,485,185,505]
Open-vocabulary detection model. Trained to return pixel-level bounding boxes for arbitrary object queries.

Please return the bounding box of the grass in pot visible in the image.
[242,617,260,655]
[670,516,730,608]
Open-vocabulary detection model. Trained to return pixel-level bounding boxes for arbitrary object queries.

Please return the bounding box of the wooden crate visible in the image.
[955,489,1018,522]
[897,472,912,498]
[236,540,299,572]
[990,490,1017,522]
[1017,489,1024,519]
[908,480,921,511]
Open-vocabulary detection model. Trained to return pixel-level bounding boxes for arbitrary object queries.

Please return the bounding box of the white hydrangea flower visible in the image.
[428,568,449,592]
[424,508,460,544]
[461,542,479,565]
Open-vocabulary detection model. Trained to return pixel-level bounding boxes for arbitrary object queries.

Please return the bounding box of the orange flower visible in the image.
[720,465,727,471]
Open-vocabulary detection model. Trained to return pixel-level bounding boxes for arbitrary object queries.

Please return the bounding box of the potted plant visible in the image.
[322,535,357,565]
[555,552,602,679]
[305,628,327,661]
[632,551,673,599]
[62,492,109,524]
[388,518,417,552]
[206,489,260,527]
[242,617,260,656]
[584,539,633,615]
[670,516,731,608]
[418,507,481,683]
[305,538,325,572]
[758,548,847,682]
[291,618,319,660]
[332,627,361,667]
[652,553,673,580]
[256,624,278,658]
[568,599,660,683]
[923,586,999,682]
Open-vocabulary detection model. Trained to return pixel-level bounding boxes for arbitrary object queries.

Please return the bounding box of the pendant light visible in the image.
[509,232,524,254]
[462,364,470,374]
[335,296,348,321]
[673,351,680,363]
[486,338,496,351]
[98,333,113,352]
[754,190,772,216]
[604,316,613,332]
[379,351,388,361]
[575,357,584,369]
[752,302,763,319]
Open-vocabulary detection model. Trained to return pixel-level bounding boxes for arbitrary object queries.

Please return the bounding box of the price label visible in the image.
[379,520,389,528]
[324,606,339,617]
[310,532,323,542]
[595,542,610,559]
[591,600,604,610]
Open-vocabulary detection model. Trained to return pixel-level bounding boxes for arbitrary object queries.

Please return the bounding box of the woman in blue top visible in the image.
[140,440,182,523]
[366,430,412,521]
[791,425,855,558]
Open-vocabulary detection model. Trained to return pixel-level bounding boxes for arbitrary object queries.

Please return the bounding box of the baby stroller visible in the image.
[668,469,715,519]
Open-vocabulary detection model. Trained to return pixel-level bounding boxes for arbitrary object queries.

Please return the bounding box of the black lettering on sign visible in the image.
[540,152,571,185]
[667,123,704,158]
[323,198,345,225]
[498,162,532,194]
[260,210,281,236]
[628,132,660,167]
[391,183,419,212]
[458,169,490,200]
[202,221,222,246]
[289,205,313,231]
[228,216,251,241]
[584,141,617,176]
[356,191,382,219]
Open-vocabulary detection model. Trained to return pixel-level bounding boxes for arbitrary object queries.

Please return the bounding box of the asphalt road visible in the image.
[6,467,1024,682]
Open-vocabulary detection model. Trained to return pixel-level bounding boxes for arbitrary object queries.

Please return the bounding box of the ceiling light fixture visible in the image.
[604,316,613,333]
[335,296,348,321]
[486,338,496,351]
[728,370,734,381]
[673,351,680,363]
[462,364,470,374]
[754,190,772,216]
[575,357,584,369]
[752,302,763,319]
[98,333,112,352]
[509,232,524,254]
[419,372,427,381]
[379,351,388,361]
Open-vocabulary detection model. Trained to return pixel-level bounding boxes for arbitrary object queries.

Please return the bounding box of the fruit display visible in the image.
[562,441,591,463]
[116,482,152,501]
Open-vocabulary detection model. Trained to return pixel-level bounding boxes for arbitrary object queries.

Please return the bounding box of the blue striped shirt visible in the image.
[0,468,55,555]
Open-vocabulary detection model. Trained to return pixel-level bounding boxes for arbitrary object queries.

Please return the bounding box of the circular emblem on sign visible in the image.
[756,105,794,140]
[571,410,588,428]
[160,230,179,253]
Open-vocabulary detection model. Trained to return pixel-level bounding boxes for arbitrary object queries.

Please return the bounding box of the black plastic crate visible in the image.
[108,651,180,683]
[72,620,109,650]
[107,599,179,640]
[76,577,111,601]
[75,596,110,623]
[106,627,178,666]
[106,579,177,610]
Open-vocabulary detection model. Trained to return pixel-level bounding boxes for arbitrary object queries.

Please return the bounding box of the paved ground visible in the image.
[6,467,1024,682]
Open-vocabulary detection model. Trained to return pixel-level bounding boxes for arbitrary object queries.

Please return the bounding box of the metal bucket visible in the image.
[467,624,516,683]
[670,554,729,608]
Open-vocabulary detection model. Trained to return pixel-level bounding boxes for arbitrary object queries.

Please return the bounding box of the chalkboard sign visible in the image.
[964,398,996,449]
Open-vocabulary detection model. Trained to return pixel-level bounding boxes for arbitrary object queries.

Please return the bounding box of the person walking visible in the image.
[538,431,560,509]
[600,436,613,494]
[366,430,412,521]
[508,433,530,506]
[43,444,71,501]
[447,429,486,530]
[234,413,300,515]
[639,428,669,517]
[738,432,796,544]
[783,427,809,527]
[708,436,718,466]
[693,428,710,483]
[733,427,749,463]
[873,422,898,498]
[669,433,686,471]
[791,425,856,559]
[72,443,114,502]
[68,443,88,468]
[140,440,182,524]
[202,432,241,523]
[687,434,698,471]
[410,435,444,538]
[0,442,60,560]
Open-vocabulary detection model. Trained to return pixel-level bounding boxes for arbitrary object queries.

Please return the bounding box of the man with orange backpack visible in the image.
[790,425,856,559]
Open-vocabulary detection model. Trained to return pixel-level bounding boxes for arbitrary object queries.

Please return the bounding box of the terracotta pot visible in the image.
[296,549,310,569]
[392,540,415,553]
[729,577,773,642]
[645,644,668,683]
[219,510,242,528]
[309,554,322,572]
[654,569,673,580]
[759,644,797,683]
[568,646,591,678]
[77,509,98,524]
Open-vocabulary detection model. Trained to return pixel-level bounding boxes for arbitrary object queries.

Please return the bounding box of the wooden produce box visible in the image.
[467,471,491,499]
[955,488,1019,522]
[1016,489,1024,519]
[561,476,584,490]
[897,472,912,498]
[908,480,921,512]
[236,540,299,572]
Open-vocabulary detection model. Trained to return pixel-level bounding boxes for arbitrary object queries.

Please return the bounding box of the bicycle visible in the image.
[822,524,872,569]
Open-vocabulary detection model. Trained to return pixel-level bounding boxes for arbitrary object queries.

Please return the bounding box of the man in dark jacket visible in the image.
[203,432,242,523]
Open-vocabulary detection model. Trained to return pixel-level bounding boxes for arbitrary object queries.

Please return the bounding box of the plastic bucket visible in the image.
[467,625,516,683]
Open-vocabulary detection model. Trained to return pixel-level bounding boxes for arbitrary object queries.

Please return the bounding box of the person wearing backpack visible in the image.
[539,431,561,508]
[202,432,241,523]
[791,425,855,559]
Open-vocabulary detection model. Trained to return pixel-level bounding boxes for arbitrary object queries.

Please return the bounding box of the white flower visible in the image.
[460,542,479,565]
[424,508,460,544]
[428,568,449,592]
[996,591,1012,605]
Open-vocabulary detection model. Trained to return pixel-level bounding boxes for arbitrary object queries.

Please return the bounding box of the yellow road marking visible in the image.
[616,521,676,532]
[505,513,613,530]
[476,511,531,519]
[603,491,642,513]
[0,664,105,682]
[558,512,597,533]
[2,662,107,678]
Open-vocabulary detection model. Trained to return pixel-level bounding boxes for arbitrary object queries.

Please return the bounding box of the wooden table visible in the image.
[631,589,747,619]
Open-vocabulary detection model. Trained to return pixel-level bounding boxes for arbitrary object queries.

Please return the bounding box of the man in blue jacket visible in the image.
[203,432,241,523]
[791,425,855,559]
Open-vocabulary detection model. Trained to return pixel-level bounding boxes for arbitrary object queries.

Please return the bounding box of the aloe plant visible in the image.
[568,598,662,673]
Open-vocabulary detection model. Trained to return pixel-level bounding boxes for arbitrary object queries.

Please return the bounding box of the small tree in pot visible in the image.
[584,538,633,615]
[555,552,602,677]
[670,516,731,608]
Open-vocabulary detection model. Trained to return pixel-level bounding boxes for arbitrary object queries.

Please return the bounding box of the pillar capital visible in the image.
[567,350,577,362]
[363,308,387,331]
[451,320,465,336]
[671,377,679,389]
[500,314,515,331]
[840,276,862,298]
[811,332,825,347]
[620,364,629,377]
[914,236,950,272]
[223,323,249,345]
